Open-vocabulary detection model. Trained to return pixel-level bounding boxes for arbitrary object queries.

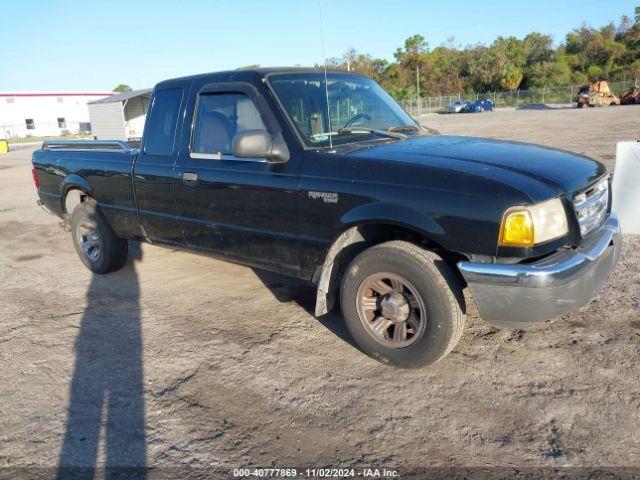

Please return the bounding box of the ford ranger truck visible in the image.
[32,68,622,368]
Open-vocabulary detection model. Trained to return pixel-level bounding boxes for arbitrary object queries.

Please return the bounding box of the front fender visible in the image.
[313,203,448,317]
[341,202,446,240]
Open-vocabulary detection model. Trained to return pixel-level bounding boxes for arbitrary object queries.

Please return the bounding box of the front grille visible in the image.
[573,177,609,237]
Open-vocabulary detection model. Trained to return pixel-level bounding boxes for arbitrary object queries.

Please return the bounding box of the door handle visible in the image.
[182,172,198,182]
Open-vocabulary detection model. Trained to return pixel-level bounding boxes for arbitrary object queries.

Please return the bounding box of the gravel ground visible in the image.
[1,107,639,478]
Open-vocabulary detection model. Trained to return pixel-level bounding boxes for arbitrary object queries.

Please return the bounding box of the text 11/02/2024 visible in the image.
[232,468,399,478]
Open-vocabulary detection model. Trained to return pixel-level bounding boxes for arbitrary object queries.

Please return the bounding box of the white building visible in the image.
[0,91,114,139]
[88,89,151,141]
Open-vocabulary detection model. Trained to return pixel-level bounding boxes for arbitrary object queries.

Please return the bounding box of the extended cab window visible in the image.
[192,93,266,156]
[144,88,183,156]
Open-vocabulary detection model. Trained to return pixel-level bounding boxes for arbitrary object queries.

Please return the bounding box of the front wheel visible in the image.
[70,200,128,274]
[340,241,465,368]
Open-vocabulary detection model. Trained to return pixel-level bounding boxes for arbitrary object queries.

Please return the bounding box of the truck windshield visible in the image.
[267,72,421,148]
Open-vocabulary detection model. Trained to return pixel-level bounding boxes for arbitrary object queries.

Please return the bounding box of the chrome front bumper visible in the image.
[457,213,622,329]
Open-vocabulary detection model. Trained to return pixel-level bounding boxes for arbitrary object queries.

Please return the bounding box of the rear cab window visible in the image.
[144,88,184,156]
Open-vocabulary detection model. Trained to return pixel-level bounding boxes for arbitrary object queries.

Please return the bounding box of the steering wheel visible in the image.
[342,112,372,129]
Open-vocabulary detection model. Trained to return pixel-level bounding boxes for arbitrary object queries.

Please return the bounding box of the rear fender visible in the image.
[60,174,93,206]
[59,175,94,229]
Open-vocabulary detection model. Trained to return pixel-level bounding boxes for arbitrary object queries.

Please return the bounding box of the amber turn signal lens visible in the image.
[499,209,534,246]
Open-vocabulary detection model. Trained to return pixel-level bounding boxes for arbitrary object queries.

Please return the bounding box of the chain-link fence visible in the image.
[400,79,638,115]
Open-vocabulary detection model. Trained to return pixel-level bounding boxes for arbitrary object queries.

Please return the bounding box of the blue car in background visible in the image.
[465,98,494,112]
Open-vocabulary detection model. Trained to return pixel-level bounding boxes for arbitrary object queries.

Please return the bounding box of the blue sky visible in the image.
[0,0,634,91]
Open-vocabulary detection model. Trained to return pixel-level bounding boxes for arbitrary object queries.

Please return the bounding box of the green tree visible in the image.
[500,66,524,91]
[570,70,589,85]
[113,84,132,93]
[586,65,604,81]
[427,45,466,95]
[321,5,640,97]
[392,35,430,98]
[523,32,553,64]
[492,36,527,69]
[462,45,503,91]
[394,35,428,63]
[530,62,572,87]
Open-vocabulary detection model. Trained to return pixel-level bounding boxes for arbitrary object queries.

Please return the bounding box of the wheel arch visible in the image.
[60,174,93,214]
[340,202,446,239]
[314,213,467,317]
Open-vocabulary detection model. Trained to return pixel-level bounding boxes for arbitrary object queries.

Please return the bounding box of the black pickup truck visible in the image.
[32,68,621,368]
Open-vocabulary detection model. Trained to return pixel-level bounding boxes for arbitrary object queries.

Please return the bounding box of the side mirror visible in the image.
[232,129,289,164]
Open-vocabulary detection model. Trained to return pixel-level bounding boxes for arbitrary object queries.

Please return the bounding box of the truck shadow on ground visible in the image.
[251,268,359,350]
[56,242,146,480]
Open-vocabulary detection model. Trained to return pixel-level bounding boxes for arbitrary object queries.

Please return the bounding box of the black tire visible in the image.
[340,241,465,368]
[70,200,128,274]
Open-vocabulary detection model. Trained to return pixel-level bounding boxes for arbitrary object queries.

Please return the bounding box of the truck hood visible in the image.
[347,135,607,197]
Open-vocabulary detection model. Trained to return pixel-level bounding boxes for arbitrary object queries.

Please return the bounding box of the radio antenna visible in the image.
[318,0,333,149]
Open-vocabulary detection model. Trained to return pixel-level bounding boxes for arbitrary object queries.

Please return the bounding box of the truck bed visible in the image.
[32,140,144,239]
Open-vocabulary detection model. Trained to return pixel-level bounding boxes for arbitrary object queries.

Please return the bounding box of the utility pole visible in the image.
[416,66,420,116]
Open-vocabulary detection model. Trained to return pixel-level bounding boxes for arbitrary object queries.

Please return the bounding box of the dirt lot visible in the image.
[1,107,639,478]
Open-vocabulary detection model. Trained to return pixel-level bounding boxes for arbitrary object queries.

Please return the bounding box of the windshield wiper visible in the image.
[335,127,406,140]
[387,124,421,133]
[309,128,407,143]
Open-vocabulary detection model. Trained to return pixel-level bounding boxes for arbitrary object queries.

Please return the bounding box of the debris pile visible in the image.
[574,81,620,108]
[620,85,640,105]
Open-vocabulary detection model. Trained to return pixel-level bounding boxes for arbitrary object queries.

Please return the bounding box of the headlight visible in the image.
[499,198,568,247]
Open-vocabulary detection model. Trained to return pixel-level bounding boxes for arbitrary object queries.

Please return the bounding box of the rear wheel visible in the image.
[71,200,128,274]
[340,241,465,368]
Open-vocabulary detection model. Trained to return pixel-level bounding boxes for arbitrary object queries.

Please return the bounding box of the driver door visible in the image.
[173,82,302,276]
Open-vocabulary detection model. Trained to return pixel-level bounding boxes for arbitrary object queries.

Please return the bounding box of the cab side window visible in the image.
[144,88,183,156]
[192,93,266,156]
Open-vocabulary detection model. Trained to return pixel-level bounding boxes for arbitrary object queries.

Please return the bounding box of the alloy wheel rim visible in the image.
[356,272,427,348]
[77,223,101,262]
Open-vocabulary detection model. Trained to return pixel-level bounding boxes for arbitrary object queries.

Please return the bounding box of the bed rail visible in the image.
[42,140,133,152]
